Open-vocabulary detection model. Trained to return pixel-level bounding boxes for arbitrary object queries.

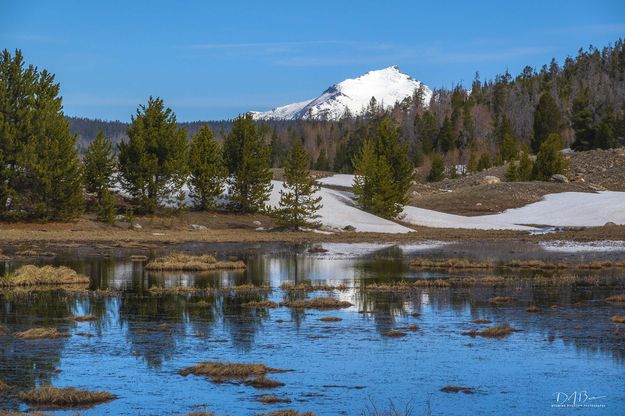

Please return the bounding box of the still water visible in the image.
[1,242,624,415]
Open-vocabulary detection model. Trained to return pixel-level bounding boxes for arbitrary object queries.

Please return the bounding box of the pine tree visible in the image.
[0,49,83,220]
[497,116,518,161]
[505,161,518,182]
[571,86,595,151]
[418,111,437,154]
[118,97,188,213]
[532,133,566,180]
[97,187,116,224]
[223,114,272,212]
[438,116,455,153]
[427,152,445,182]
[595,108,618,149]
[275,140,322,229]
[188,125,226,210]
[315,148,331,171]
[532,93,561,152]
[353,140,401,219]
[84,130,116,198]
[517,151,533,181]
[467,151,478,174]
[477,153,491,171]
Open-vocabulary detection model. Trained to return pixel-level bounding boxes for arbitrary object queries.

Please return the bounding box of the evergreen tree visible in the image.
[97,187,116,224]
[505,161,518,182]
[315,148,331,171]
[467,151,478,174]
[418,110,438,154]
[497,116,518,161]
[118,97,188,213]
[0,49,83,220]
[532,133,566,180]
[223,114,272,212]
[532,92,561,152]
[84,130,116,198]
[353,140,402,218]
[477,153,491,171]
[188,125,226,210]
[595,108,618,149]
[517,151,533,181]
[438,116,455,153]
[571,86,595,151]
[274,140,322,229]
[427,152,445,182]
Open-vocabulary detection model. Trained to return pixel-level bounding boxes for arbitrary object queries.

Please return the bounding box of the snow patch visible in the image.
[316,174,355,188]
[540,240,625,253]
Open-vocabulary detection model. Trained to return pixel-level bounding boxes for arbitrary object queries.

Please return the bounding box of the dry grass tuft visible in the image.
[0,265,89,287]
[280,282,349,292]
[411,257,494,269]
[280,297,352,310]
[365,279,450,292]
[256,411,315,416]
[488,296,514,304]
[610,315,625,323]
[15,327,69,340]
[440,385,475,394]
[179,362,286,383]
[0,411,48,416]
[244,376,285,389]
[16,386,116,408]
[256,394,292,404]
[228,284,272,294]
[384,330,407,337]
[526,306,541,313]
[0,380,10,392]
[70,315,98,322]
[15,250,56,257]
[319,317,342,322]
[184,413,215,416]
[462,324,520,338]
[145,252,246,271]
[472,319,491,324]
[0,325,9,336]
[606,293,625,303]
[240,300,278,308]
[397,324,419,332]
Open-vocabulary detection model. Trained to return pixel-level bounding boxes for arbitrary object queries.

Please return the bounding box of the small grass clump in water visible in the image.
[15,327,69,340]
[280,282,349,292]
[240,300,278,308]
[280,297,352,310]
[319,317,342,322]
[526,306,541,313]
[606,293,625,303]
[440,385,475,394]
[410,257,494,269]
[256,394,292,404]
[489,296,514,304]
[244,376,285,389]
[472,319,491,324]
[365,280,450,292]
[384,330,407,337]
[16,386,116,408]
[70,315,98,322]
[0,325,9,336]
[0,265,89,287]
[462,324,520,338]
[256,411,315,416]
[179,362,287,384]
[610,315,625,323]
[0,380,10,392]
[145,252,246,271]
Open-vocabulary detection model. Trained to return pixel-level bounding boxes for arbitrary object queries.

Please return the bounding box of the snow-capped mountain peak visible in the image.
[251,66,432,121]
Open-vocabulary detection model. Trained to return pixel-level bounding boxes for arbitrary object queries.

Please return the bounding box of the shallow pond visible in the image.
[1,242,624,415]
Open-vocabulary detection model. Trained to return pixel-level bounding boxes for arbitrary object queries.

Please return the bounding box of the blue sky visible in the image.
[1,0,624,121]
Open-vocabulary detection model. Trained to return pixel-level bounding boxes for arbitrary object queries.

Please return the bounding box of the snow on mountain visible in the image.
[251,66,432,121]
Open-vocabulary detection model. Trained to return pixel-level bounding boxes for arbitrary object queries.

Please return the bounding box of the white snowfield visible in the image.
[252,66,432,121]
[316,174,355,188]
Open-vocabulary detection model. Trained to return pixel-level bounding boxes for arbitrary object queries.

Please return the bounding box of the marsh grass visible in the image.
[256,411,315,416]
[462,324,520,338]
[184,412,215,416]
[280,282,349,292]
[228,284,272,295]
[0,265,89,287]
[606,293,625,303]
[365,280,450,292]
[0,380,10,392]
[411,257,625,271]
[319,317,342,322]
[384,330,407,337]
[488,296,514,304]
[396,324,419,332]
[16,386,116,408]
[256,394,292,404]
[526,306,541,313]
[70,315,98,322]
[240,300,278,308]
[410,258,494,269]
[610,315,625,323]
[440,386,475,394]
[0,324,9,336]
[472,319,491,324]
[280,297,352,310]
[15,327,69,340]
[145,252,246,271]
[360,398,415,416]
[179,362,287,385]
[244,376,285,389]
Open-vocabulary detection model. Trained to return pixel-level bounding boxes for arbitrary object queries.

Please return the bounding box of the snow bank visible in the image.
[269,181,412,233]
[540,240,625,253]
[316,174,355,188]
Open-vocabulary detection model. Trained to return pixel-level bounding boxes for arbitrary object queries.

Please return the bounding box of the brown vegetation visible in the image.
[383,330,407,337]
[472,319,492,324]
[17,386,116,408]
[0,325,9,336]
[610,315,625,323]
[256,411,315,416]
[240,300,278,308]
[606,293,625,303]
[244,376,285,389]
[280,282,349,292]
[526,306,541,313]
[319,317,342,322]
[489,296,514,304]
[365,280,450,292]
[462,324,520,338]
[70,315,98,322]
[440,385,475,394]
[256,394,292,404]
[0,265,89,287]
[179,362,287,384]
[280,297,352,310]
[0,380,10,392]
[410,258,494,269]
[15,327,69,340]
[145,252,246,271]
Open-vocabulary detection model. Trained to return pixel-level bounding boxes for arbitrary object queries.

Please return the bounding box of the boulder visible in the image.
[480,176,500,185]
[550,174,569,183]
[343,225,356,232]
